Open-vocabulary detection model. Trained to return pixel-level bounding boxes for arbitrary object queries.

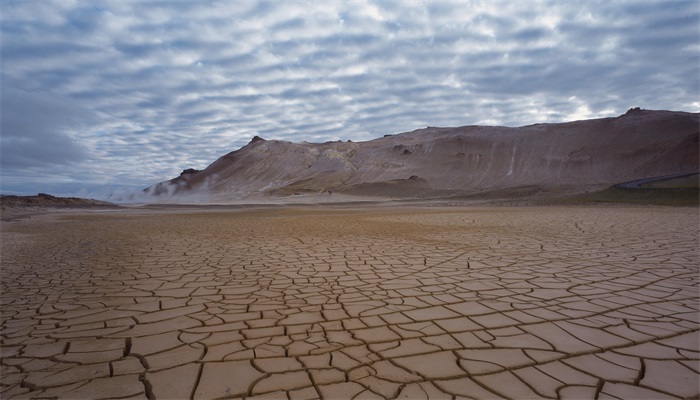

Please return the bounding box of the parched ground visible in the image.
[0,206,698,399]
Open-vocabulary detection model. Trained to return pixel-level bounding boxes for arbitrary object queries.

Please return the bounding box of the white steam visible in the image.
[109,173,221,204]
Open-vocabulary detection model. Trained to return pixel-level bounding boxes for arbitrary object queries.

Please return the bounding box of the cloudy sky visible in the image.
[1,0,698,198]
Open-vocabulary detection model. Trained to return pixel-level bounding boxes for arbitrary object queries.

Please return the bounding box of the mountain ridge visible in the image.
[143,109,699,203]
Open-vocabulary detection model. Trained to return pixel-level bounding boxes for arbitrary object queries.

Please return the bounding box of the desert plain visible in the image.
[1,205,698,399]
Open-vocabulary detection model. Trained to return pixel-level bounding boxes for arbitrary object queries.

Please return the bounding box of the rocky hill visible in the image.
[144,109,699,202]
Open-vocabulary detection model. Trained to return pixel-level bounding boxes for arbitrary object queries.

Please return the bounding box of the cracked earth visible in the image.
[1,206,698,399]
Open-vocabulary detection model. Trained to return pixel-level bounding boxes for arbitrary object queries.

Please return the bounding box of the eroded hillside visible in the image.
[144,109,699,202]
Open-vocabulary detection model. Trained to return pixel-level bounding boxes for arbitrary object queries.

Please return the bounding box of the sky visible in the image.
[1,0,698,199]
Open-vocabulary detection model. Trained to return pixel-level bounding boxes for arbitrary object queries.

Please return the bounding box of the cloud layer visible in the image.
[1,0,698,198]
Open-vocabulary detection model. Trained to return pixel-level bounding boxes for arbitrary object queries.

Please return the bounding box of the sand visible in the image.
[1,205,698,399]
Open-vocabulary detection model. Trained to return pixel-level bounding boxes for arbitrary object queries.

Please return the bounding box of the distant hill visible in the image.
[0,193,116,208]
[143,109,699,203]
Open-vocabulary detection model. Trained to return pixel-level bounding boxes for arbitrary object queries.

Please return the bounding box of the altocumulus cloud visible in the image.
[1,0,698,198]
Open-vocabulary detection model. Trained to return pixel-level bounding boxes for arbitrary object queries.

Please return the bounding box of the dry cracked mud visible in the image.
[1,206,698,399]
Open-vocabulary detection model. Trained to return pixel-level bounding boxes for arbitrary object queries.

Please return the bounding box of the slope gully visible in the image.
[0,206,698,399]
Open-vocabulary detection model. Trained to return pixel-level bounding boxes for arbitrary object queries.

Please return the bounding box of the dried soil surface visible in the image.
[1,205,698,399]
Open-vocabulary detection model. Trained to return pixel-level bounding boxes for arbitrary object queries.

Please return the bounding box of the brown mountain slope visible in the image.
[144,109,699,202]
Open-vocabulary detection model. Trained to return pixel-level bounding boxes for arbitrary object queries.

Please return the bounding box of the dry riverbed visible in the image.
[1,205,698,399]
